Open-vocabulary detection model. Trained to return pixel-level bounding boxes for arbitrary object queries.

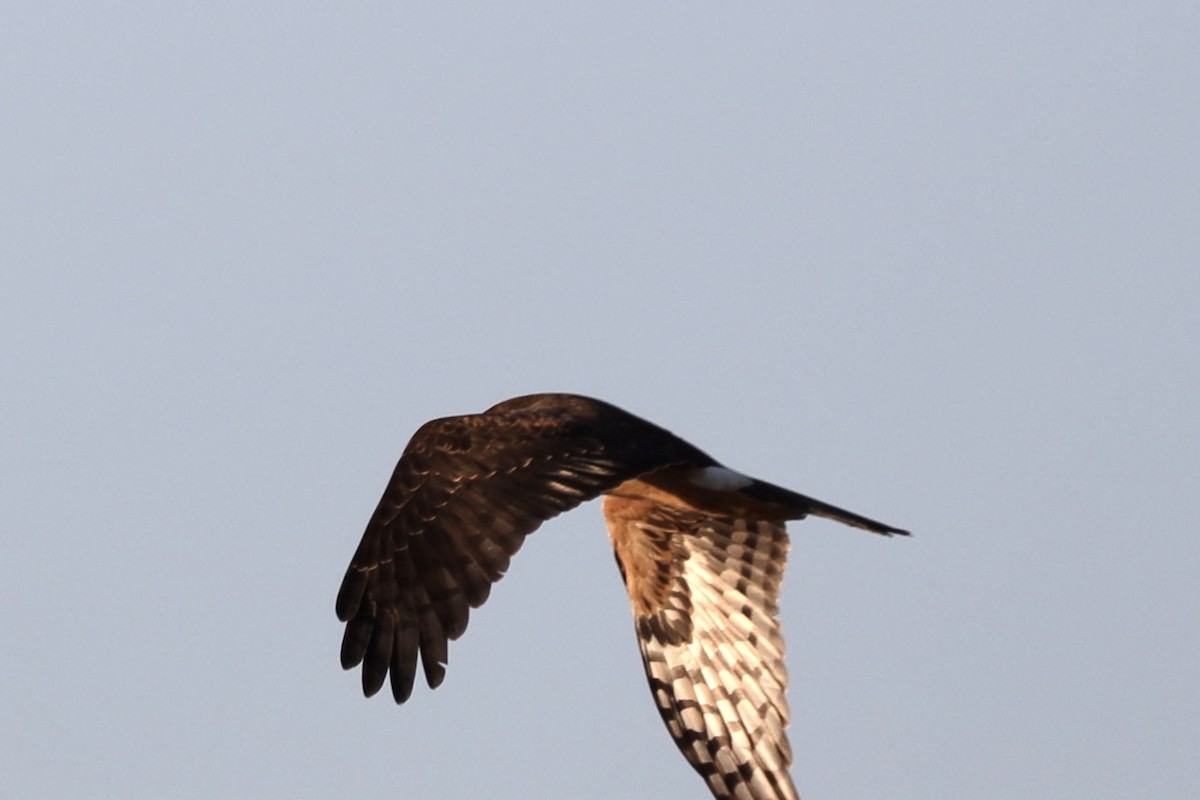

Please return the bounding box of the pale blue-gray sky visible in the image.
[3,3,1198,798]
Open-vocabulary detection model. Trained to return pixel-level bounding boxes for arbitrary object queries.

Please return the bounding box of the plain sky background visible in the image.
[3,3,1198,798]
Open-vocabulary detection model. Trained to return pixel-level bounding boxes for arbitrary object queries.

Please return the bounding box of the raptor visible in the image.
[336,393,908,799]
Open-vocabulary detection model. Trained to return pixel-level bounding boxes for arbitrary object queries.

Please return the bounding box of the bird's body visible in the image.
[336,393,907,799]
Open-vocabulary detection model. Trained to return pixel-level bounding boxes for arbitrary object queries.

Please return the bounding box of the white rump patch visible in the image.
[689,466,753,492]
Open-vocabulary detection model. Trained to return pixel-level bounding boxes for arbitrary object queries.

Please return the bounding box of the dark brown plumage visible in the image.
[336,393,907,799]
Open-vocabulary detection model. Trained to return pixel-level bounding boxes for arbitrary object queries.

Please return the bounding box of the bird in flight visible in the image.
[336,393,907,800]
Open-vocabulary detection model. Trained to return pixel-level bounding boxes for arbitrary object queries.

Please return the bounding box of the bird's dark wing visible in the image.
[606,489,799,800]
[335,394,715,703]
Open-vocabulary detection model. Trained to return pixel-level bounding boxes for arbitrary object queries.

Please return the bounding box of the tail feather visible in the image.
[740,478,909,536]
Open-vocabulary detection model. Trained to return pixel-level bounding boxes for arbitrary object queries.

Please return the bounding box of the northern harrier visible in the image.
[336,393,907,799]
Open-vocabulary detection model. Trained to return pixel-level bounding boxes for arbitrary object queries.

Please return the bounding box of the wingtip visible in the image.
[335,570,366,621]
[389,664,416,704]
